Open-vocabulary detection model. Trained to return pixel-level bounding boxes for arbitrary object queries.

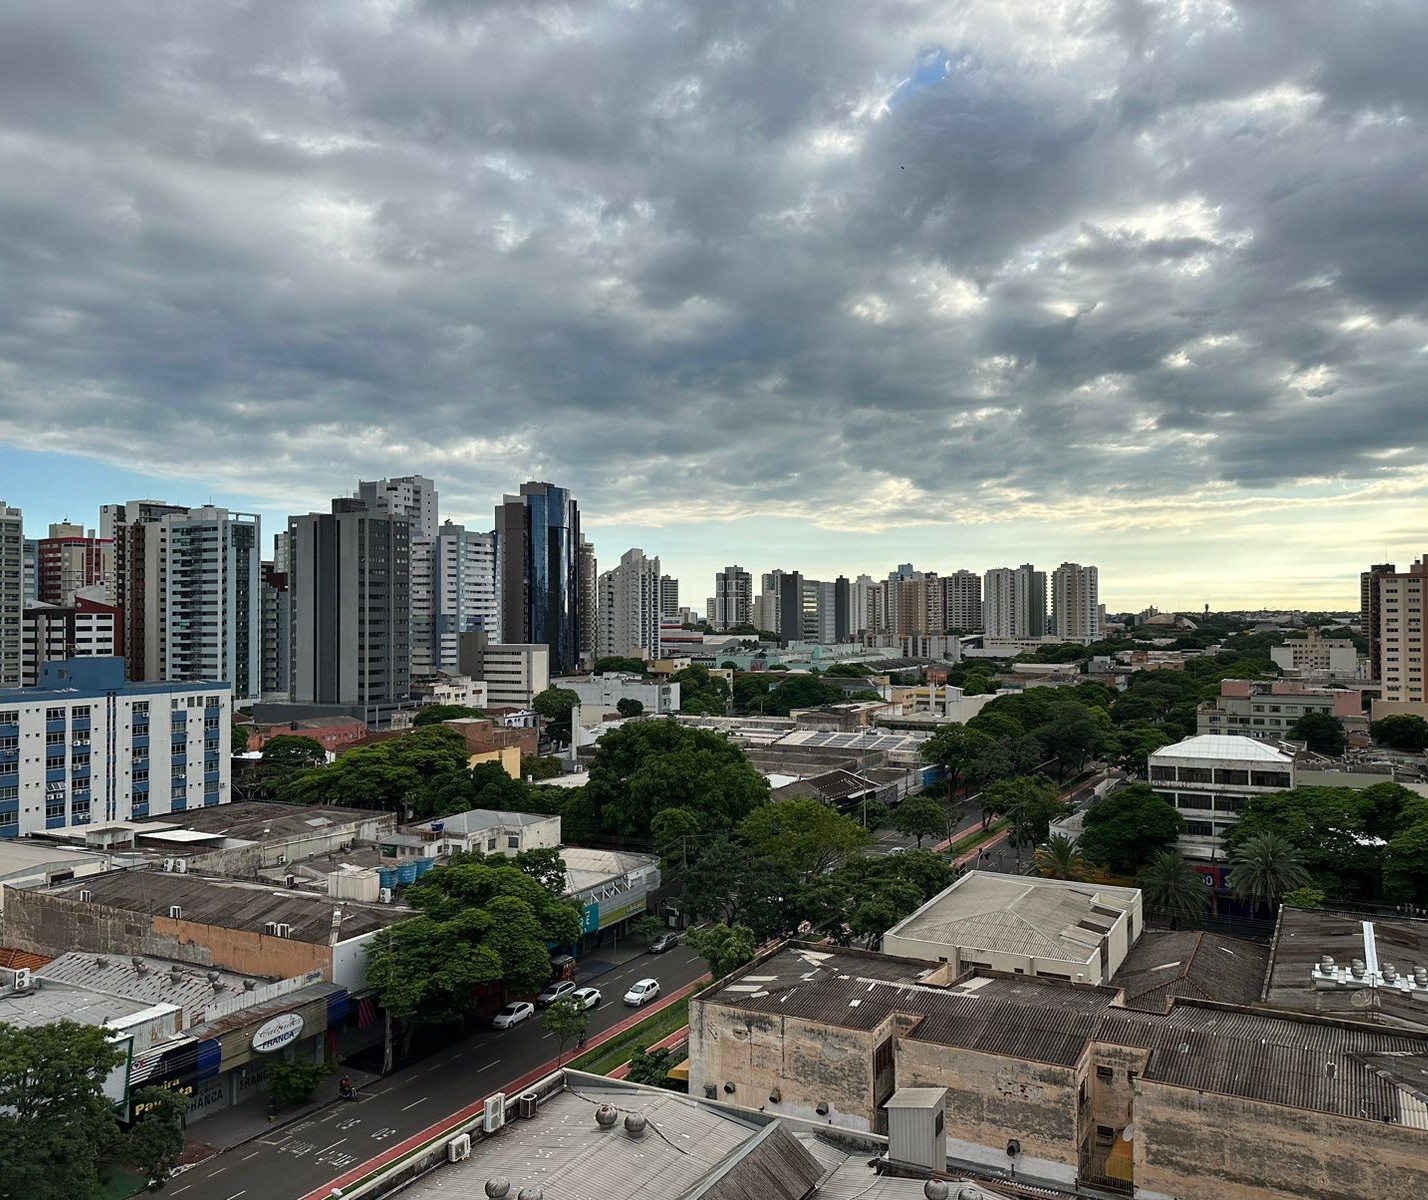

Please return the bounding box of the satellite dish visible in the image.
[1121,1124,1135,1141]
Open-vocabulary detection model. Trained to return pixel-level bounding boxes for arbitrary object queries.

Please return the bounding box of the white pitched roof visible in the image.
[1151,734,1295,763]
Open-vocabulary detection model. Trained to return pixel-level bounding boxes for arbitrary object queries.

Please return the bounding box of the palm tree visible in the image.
[1033,833,1086,881]
[1229,833,1312,915]
[1138,851,1211,929]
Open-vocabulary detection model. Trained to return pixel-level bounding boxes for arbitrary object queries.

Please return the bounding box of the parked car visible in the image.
[536,980,577,1008]
[624,978,661,1007]
[492,1001,535,1029]
[571,986,602,1009]
[648,931,680,954]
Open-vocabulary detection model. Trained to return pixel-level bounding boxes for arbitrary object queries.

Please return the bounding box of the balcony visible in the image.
[132,735,149,750]
[46,719,67,735]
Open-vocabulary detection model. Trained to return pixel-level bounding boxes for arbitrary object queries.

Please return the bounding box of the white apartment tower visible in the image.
[983,564,1048,639]
[358,477,438,677]
[712,566,753,630]
[0,503,22,687]
[940,570,983,632]
[1378,556,1428,704]
[1052,562,1101,641]
[356,475,439,538]
[431,521,500,672]
[597,548,663,661]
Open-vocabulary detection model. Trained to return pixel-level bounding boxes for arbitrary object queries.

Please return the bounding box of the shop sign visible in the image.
[251,1012,305,1053]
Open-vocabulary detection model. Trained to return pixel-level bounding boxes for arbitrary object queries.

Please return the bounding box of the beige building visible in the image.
[458,633,550,708]
[689,943,1428,1199]
[881,871,1140,984]
[1197,677,1362,740]
[1270,626,1360,677]
[1378,555,1428,705]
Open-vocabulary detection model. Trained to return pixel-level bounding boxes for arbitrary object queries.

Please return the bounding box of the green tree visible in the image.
[543,997,589,1065]
[280,725,472,814]
[521,754,565,782]
[1228,832,1312,915]
[634,914,666,945]
[126,1086,188,1186]
[1038,703,1107,778]
[593,656,648,675]
[650,806,702,872]
[625,1046,674,1088]
[686,923,758,980]
[268,1059,333,1108]
[681,837,744,925]
[1033,833,1086,881]
[260,734,327,765]
[366,862,581,1023]
[739,798,871,882]
[1371,714,1428,751]
[584,720,769,837]
[0,1020,126,1200]
[673,665,731,715]
[758,674,846,716]
[1385,816,1428,902]
[1137,851,1210,928]
[1289,711,1347,756]
[1078,784,1183,874]
[412,704,485,726]
[860,799,893,831]
[512,846,568,896]
[920,723,993,796]
[1283,886,1327,910]
[892,795,951,848]
[231,722,253,755]
[982,776,1065,848]
[615,697,645,718]
[533,686,581,747]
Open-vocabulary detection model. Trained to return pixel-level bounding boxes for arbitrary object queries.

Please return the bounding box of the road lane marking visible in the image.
[170,1187,190,1195]
[401,1096,428,1111]
[207,1167,226,1176]
[241,1150,260,1159]
[315,1138,347,1155]
[479,1059,501,1070]
[223,1193,246,1200]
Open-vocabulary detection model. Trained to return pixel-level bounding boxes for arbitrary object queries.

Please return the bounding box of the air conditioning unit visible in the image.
[379,887,394,904]
[263,922,292,939]
[482,1092,506,1132]
[162,858,175,873]
[79,889,93,903]
[446,1134,471,1162]
[518,1092,538,1120]
[12,968,32,993]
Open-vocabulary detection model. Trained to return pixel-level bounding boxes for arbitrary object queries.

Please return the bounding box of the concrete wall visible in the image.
[2,886,332,980]
[1135,1077,1428,1200]
[895,1037,1080,1187]
[185,814,393,878]
[688,1001,881,1131]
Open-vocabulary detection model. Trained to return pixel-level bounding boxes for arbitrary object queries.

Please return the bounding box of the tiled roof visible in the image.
[1112,930,1271,1013]
[0,947,52,971]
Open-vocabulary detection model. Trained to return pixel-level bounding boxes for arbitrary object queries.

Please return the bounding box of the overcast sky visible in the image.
[2,0,1425,611]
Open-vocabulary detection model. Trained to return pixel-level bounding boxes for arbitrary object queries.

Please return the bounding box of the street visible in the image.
[171,946,710,1200]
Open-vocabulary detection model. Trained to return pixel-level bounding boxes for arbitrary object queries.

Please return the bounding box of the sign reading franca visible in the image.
[251,1012,305,1054]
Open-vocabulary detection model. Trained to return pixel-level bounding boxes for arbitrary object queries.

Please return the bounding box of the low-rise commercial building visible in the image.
[458,633,550,707]
[1270,627,1361,677]
[555,672,681,715]
[689,943,1428,1199]
[407,807,562,858]
[1197,678,1362,740]
[1147,734,1296,860]
[881,871,1141,984]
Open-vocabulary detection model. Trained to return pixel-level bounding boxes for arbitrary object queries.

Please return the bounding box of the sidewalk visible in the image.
[179,936,663,1161]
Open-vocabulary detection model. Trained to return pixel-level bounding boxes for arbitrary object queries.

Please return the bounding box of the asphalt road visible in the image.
[171,946,711,1200]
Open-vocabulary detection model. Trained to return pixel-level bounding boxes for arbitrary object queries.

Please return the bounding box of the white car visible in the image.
[571,986,602,1009]
[624,978,661,1007]
[492,1001,535,1029]
[536,980,577,1008]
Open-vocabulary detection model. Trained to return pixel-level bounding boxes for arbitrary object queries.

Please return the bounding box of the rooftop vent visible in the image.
[168,967,183,984]
[94,956,108,969]
[924,1183,950,1200]
[595,1104,618,1129]
[243,978,257,991]
[483,1182,510,1199]
[168,905,182,920]
[516,1189,544,1200]
[131,957,148,975]
[623,1112,647,1139]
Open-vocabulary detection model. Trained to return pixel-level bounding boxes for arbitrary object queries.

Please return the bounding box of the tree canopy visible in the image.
[593,656,649,675]
[366,860,581,1023]
[280,725,472,814]
[412,704,485,726]
[1371,714,1428,751]
[685,923,758,980]
[260,733,327,765]
[739,798,870,881]
[533,686,581,746]
[1288,711,1347,756]
[1078,783,1183,874]
[583,719,769,837]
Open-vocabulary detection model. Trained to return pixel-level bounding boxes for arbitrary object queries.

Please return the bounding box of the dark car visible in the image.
[648,932,680,954]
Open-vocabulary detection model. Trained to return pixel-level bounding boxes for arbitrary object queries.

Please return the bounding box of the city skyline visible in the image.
[2,3,1424,613]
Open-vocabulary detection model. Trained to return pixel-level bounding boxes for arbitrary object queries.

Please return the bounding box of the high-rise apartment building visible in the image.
[431,521,499,672]
[0,657,231,836]
[36,523,112,606]
[1362,562,1397,682]
[983,564,1047,639]
[101,499,191,678]
[597,549,664,661]
[938,570,982,632]
[356,475,438,538]
[712,566,753,631]
[20,596,121,687]
[1378,556,1428,704]
[0,503,23,687]
[495,483,583,676]
[259,563,290,697]
[288,499,412,713]
[658,575,680,619]
[577,537,598,663]
[20,539,37,606]
[851,574,877,638]
[1052,562,1101,641]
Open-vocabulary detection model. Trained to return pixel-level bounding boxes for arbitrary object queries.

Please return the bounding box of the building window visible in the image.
[1184,820,1213,836]
[486,838,497,851]
[1095,1066,1114,1080]
[507,835,520,850]
[1096,1125,1115,1144]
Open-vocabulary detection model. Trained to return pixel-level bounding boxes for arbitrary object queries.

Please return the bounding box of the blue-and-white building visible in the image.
[0,656,231,837]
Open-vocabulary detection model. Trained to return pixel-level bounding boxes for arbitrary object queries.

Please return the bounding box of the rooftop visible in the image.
[433,808,557,835]
[702,945,1428,1126]
[38,950,278,1022]
[42,869,408,943]
[130,801,388,846]
[883,871,1138,965]
[1111,930,1271,1013]
[0,977,164,1030]
[1150,734,1296,763]
[562,847,659,895]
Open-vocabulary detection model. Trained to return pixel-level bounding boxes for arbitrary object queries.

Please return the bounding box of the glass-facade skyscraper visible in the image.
[496,482,582,675]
